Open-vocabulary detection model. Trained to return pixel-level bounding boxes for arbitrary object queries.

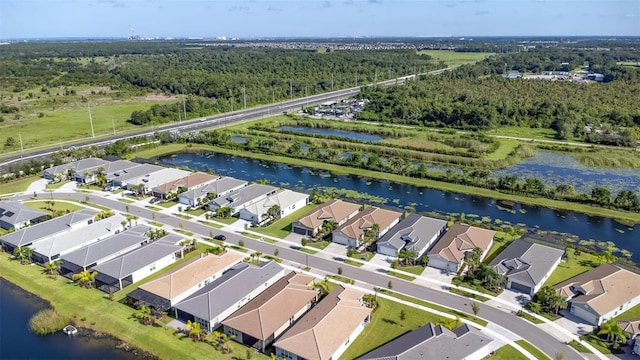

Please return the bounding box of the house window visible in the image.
[280,350,295,360]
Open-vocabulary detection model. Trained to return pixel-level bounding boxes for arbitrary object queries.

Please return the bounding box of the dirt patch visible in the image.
[144,94,179,101]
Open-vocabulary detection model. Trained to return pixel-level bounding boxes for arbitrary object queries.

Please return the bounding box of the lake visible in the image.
[159,151,639,262]
[0,278,140,360]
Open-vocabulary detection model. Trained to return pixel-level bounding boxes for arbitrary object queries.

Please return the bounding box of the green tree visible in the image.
[591,187,611,205]
[72,270,98,289]
[185,320,205,342]
[13,246,33,265]
[597,320,627,349]
[471,302,480,316]
[43,260,62,278]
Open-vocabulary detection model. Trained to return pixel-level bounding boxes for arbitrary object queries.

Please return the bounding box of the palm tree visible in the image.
[72,270,98,289]
[13,246,33,265]
[43,260,63,278]
[310,279,330,297]
[186,320,205,342]
[209,330,224,350]
[598,320,627,349]
[465,247,483,278]
[220,333,235,353]
[549,294,567,315]
[137,305,154,325]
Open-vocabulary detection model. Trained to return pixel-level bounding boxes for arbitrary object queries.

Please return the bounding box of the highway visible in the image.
[0,69,446,174]
[8,191,583,360]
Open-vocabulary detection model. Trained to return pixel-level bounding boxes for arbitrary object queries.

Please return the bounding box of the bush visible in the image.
[29,309,69,335]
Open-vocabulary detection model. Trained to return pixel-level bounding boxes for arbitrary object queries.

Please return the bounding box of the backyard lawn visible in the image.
[542,252,600,287]
[252,203,318,239]
[339,297,442,360]
[485,345,528,360]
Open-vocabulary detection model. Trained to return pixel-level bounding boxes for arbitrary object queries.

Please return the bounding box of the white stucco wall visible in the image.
[130,253,176,283]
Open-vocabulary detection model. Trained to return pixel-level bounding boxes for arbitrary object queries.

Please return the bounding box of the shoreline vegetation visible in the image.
[137,143,640,224]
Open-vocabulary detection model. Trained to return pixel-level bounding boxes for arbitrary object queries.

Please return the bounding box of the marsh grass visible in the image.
[29,309,69,335]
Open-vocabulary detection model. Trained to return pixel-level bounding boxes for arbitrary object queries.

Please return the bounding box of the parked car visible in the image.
[214,234,226,241]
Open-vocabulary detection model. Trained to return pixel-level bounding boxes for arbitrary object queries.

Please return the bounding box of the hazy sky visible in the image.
[1,0,638,39]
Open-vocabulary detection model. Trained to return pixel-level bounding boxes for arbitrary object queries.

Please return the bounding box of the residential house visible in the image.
[173,261,286,333]
[73,159,139,184]
[30,214,127,265]
[554,263,640,325]
[107,163,165,188]
[222,272,318,352]
[120,167,191,194]
[0,201,49,231]
[178,176,248,207]
[93,234,184,293]
[238,190,309,225]
[291,199,361,237]
[427,223,495,273]
[376,214,447,258]
[126,251,243,311]
[208,183,277,215]
[43,158,109,182]
[358,322,494,360]
[617,318,640,349]
[489,239,565,296]
[0,209,98,253]
[332,207,402,248]
[273,285,372,360]
[151,172,219,200]
[60,225,151,278]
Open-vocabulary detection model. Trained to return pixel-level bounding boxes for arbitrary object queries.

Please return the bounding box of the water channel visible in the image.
[158,151,639,262]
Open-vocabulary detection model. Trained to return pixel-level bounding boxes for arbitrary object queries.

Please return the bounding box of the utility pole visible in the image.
[331,73,334,91]
[59,138,63,152]
[355,72,358,87]
[289,79,293,100]
[88,103,95,138]
[242,86,246,109]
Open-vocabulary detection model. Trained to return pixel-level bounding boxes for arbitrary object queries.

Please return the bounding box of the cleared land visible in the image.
[417,50,495,67]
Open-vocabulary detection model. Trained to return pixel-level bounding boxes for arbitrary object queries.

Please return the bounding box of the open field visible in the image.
[0,175,41,195]
[489,127,557,140]
[417,50,495,67]
[338,297,442,360]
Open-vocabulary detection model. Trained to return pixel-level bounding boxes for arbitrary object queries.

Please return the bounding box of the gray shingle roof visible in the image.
[61,225,150,267]
[489,239,565,288]
[179,177,247,202]
[107,164,164,183]
[377,214,446,254]
[92,234,183,280]
[1,209,98,248]
[173,261,284,322]
[44,158,109,177]
[358,323,493,360]
[0,201,48,227]
[31,214,127,259]
[209,183,277,210]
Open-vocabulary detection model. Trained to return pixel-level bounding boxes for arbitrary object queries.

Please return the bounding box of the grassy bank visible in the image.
[139,144,640,224]
[0,253,268,359]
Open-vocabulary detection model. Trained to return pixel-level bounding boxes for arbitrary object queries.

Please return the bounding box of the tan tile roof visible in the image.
[618,318,640,336]
[427,223,495,264]
[139,252,242,301]
[296,199,361,231]
[274,285,372,360]
[154,172,219,194]
[335,207,402,241]
[554,263,640,317]
[222,272,317,341]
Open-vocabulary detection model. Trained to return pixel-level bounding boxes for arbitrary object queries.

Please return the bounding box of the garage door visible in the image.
[571,304,598,325]
[293,226,308,235]
[510,281,532,295]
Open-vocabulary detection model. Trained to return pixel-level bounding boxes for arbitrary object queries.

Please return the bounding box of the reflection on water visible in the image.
[279,126,383,142]
[159,151,639,262]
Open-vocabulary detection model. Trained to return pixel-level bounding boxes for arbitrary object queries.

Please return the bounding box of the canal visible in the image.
[158,151,639,262]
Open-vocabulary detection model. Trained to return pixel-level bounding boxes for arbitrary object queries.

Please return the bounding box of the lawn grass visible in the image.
[175,229,194,236]
[378,289,488,326]
[543,252,600,287]
[209,217,238,225]
[579,332,611,354]
[351,251,374,261]
[343,259,363,267]
[327,275,355,285]
[486,344,528,360]
[22,200,83,215]
[118,198,134,204]
[298,247,318,255]
[132,143,199,159]
[156,200,179,208]
[185,208,207,216]
[515,310,544,324]
[202,221,224,229]
[482,239,513,265]
[306,240,331,250]
[339,297,443,360]
[397,265,425,276]
[450,288,490,302]
[0,252,268,359]
[514,340,550,360]
[148,221,164,227]
[252,204,318,239]
[568,340,592,353]
[165,144,640,224]
[0,176,41,195]
[416,50,494,67]
[387,271,416,281]
[45,180,72,190]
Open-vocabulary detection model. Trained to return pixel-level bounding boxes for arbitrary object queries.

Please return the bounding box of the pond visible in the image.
[278,126,383,142]
[0,279,140,360]
[495,152,640,195]
[159,151,639,262]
